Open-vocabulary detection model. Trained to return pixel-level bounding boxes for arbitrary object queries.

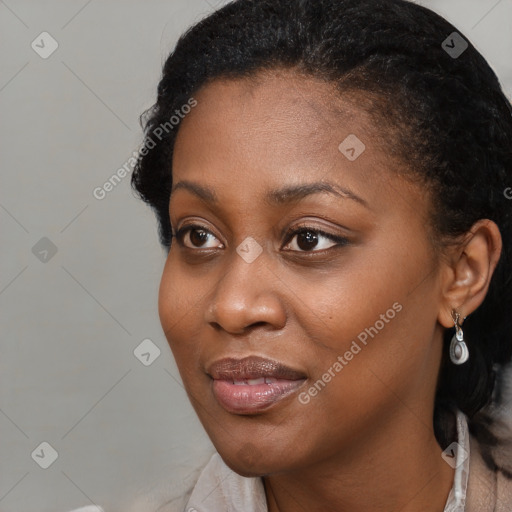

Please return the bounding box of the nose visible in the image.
[204,248,287,335]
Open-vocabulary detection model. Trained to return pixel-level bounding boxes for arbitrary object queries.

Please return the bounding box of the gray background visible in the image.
[1,1,511,511]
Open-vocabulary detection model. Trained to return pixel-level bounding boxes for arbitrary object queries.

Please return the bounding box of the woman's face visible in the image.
[159,69,447,476]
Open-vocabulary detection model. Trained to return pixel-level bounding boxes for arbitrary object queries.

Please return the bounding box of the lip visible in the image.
[207,356,307,414]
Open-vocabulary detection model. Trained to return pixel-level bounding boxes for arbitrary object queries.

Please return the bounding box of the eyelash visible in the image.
[172,223,349,253]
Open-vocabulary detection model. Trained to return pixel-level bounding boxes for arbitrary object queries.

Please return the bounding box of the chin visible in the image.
[215,442,286,477]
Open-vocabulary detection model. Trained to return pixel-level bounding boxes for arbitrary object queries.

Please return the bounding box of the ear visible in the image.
[438,219,502,328]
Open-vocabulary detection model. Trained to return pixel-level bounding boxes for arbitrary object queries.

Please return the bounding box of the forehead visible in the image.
[170,68,418,214]
[174,69,371,164]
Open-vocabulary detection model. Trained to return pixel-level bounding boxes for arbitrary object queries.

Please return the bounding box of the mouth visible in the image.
[206,355,307,414]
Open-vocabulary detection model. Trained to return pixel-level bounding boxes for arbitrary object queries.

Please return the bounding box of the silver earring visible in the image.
[449,311,469,365]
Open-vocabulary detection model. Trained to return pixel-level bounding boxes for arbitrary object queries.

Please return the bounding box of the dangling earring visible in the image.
[449,310,469,365]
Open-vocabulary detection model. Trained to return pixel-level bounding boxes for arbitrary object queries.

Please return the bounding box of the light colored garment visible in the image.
[68,507,104,512]
[184,409,470,512]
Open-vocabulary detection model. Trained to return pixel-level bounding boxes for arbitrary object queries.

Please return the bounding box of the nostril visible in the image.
[209,320,269,334]
[209,322,223,332]
[249,321,267,329]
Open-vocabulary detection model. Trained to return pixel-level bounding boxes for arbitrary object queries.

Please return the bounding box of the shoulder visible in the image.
[184,452,267,512]
[466,432,512,512]
[124,453,215,512]
[115,451,265,512]
[466,361,512,511]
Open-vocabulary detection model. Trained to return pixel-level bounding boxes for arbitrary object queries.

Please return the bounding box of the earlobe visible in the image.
[437,219,502,328]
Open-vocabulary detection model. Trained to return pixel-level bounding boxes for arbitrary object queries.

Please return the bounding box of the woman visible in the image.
[82,0,512,510]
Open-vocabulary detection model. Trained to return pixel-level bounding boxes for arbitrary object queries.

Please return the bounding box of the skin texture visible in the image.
[158,69,502,512]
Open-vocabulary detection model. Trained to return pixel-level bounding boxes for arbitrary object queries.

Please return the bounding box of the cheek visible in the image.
[158,257,178,340]
[158,255,200,360]
[293,238,439,404]
[291,250,408,356]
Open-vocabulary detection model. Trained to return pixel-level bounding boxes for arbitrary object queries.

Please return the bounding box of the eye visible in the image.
[173,224,223,249]
[172,224,349,253]
[282,226,349,252]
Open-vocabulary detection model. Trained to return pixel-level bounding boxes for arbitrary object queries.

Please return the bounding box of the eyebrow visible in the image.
[170,179,368,208]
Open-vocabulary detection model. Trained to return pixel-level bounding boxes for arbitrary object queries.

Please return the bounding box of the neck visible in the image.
[263,409,455,512]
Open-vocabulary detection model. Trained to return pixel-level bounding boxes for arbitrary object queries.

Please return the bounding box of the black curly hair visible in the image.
[131,0,512,451]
